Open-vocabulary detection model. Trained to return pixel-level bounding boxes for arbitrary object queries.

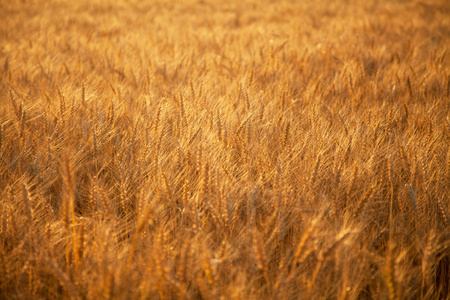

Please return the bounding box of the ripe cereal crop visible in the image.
[0,0,449,298]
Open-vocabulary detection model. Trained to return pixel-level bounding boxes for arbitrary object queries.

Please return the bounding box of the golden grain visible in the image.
[0,0,449,298]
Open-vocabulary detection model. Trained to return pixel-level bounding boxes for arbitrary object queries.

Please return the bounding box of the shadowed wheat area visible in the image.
[1,0,449,299]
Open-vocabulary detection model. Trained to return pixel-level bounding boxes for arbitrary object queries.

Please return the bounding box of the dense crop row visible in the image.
[1,0,449,298]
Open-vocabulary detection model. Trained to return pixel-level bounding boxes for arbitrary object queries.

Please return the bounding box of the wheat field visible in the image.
[0,0,449,299]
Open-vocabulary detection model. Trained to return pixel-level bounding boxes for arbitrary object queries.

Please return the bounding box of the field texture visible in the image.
[1,0,450,299]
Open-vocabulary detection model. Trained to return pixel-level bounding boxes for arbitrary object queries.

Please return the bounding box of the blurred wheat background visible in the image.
[0,0,449,299]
